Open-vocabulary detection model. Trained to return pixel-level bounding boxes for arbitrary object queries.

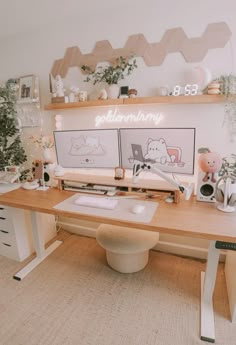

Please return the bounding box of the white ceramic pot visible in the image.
[107,84,120,99]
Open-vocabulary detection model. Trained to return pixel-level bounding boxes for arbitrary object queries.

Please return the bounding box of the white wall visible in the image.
[0,0,236,257]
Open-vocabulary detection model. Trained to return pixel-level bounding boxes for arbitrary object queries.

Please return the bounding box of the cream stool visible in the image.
[96,224,159,273]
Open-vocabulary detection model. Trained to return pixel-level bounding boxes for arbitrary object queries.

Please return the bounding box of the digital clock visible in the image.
[172,84,199,96]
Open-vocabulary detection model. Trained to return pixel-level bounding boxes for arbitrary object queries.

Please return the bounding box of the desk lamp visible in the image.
[131,145,193,201]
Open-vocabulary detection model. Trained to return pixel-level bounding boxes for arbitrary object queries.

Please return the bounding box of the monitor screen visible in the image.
[120,128,196,175]
[54,129,120,168]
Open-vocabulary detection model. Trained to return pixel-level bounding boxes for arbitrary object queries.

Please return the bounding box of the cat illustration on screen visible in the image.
[144,138,176,164]
[130,139,184,167]
[69,136,106,156]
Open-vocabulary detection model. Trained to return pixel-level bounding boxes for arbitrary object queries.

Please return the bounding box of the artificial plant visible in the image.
[219,74,236,140]
[0,79,27,174]
[81,56,138,85]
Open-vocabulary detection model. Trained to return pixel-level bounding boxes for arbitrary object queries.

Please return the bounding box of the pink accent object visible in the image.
[198,151,222,183]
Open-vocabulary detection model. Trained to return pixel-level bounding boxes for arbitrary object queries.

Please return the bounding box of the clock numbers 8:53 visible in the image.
[173,84,198,96]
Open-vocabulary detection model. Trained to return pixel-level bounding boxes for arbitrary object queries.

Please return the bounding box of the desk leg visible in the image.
[13,211,63,281]
[200,240,220,343]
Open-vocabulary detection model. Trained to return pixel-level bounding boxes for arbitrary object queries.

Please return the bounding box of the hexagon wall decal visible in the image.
[50,22,231,78]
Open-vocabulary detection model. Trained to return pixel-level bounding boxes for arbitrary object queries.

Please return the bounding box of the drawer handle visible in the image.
[0,230,9,234]
[2,242,11,247]
[0,217,6,220]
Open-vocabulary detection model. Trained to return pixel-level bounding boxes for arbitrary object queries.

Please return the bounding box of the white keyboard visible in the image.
[93,185,117,191]
[64,187,106,195]
[74,195,118,210]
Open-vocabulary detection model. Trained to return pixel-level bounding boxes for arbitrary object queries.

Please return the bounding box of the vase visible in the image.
[107,84,120,99]
[43,148,52,163]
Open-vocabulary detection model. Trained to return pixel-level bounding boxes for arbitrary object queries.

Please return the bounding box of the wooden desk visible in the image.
[0,187,235,343]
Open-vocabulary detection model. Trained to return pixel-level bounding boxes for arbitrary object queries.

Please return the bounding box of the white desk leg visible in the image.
[13,211,63,281]
[200,240,220,343]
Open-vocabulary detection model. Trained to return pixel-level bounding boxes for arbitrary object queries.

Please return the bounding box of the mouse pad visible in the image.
[53,194,158,223]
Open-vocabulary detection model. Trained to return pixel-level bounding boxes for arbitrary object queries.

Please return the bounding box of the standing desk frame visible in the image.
[0,188,235,343]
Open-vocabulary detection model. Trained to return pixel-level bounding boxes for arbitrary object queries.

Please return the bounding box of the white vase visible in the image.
[107,84,120,99]
[43,148,52,163]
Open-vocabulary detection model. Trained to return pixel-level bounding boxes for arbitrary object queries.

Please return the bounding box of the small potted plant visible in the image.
[81,56,137,99]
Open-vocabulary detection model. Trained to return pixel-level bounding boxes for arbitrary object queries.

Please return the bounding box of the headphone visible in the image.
[215,175,236,206]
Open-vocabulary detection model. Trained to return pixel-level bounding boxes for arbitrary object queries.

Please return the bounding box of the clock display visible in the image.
[172,84,199,96]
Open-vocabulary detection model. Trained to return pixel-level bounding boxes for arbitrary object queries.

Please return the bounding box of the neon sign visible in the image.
[95,109,163,127]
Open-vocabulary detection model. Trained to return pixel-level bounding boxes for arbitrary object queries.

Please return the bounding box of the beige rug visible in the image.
[0,232,235,345]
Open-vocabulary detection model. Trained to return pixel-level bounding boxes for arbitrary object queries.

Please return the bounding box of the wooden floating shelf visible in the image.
[44,98,123,110]
[44,95,225,110]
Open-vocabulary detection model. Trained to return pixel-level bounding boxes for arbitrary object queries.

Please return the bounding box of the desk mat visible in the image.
[53,194,158,223]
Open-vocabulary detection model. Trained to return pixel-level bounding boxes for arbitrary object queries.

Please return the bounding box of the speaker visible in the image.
[196,171,217,202]
[43,163,52,186]
[215,176,236,207]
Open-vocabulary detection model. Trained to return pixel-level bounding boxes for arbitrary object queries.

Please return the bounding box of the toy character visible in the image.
[198,148,222,183]
[144,138,175,164]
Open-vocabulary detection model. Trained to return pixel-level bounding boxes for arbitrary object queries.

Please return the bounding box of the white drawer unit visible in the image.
[0,204,57,262]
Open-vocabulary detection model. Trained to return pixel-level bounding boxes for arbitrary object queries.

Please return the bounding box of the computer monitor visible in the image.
[54,129,120,168]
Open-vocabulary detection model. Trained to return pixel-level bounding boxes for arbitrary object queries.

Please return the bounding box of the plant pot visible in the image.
[107,84,120,99]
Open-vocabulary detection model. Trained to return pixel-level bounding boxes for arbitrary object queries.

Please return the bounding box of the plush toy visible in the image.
[198,148,222,183]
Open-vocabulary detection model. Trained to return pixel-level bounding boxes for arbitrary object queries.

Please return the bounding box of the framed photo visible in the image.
[18,75,35,101]
[114,167,125,180]
[54,129,120,168]
[120,128,196,175]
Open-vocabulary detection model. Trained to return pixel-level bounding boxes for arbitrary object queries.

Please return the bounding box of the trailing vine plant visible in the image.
[219,74,236,141]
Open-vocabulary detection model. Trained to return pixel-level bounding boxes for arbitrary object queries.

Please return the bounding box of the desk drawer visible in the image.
[0,228,16,245]
[0,218,15,235]
[0,240,18,260]
[0,205,10,218]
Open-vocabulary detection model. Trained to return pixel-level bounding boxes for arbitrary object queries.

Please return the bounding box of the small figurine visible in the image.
[53,75,65,97]
[69,86,80,102]
[198,148,222,183]
[98,89,108,100]
[128,89,138,98]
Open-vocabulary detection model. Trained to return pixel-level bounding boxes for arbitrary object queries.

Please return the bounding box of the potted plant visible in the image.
[0,79,29,180]
[81,56,137,99]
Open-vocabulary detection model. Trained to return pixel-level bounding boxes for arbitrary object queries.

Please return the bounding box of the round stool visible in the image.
[96,224,159,273]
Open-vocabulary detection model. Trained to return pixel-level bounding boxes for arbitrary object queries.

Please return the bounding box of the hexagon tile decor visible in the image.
[51,22,231,78]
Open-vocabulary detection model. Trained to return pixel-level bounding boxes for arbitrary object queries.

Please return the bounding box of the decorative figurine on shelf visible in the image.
[128,89,138,98]
[69,86,80,102]
[53,75,65,97]
[98,89,108,100]
[198,148,222,183]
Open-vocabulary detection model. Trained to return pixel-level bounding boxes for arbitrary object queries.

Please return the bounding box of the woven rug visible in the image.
[0,232,235,345]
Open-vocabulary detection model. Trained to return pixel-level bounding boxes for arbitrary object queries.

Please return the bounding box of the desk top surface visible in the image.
[0,187,235,243]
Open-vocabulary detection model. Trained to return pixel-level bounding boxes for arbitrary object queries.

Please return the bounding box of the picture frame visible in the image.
[114,167,125,180]
[18,75,36,101]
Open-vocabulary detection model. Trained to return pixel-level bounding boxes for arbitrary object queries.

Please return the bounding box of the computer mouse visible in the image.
[131,204,145,214]
[165,196,174,203]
